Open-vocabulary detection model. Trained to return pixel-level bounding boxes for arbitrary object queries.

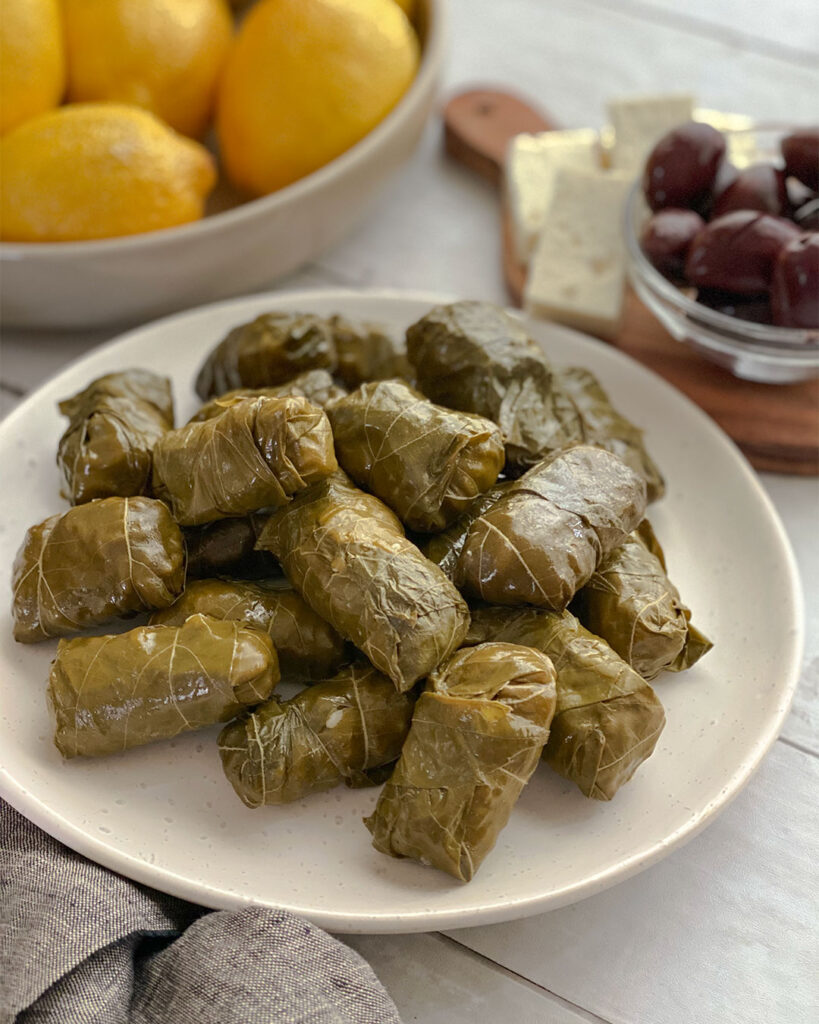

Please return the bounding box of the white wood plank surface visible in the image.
[345,933,602,1024]
[628,0,819,59]
[435,0,819,131]
[445,742,819,1024]
[762,475,819,757]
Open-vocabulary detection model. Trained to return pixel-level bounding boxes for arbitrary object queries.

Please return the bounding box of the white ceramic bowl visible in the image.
[0,0,446,331]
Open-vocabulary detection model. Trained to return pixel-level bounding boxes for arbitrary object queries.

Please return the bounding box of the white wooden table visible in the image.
[2,2,817,1020]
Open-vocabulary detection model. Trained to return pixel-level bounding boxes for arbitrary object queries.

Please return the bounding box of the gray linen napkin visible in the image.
[0,800,401,1024]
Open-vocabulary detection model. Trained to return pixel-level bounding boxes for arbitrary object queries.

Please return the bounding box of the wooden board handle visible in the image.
[443,89,557,187]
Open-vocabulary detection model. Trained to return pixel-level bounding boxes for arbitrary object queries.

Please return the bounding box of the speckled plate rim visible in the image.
[0,288,804,933]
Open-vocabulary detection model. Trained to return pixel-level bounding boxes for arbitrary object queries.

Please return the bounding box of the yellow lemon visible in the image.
[392,0,416,17]
[217,0,419,196]
[61,0,233,138]
[0,0,66,135]
[0,104,216,242]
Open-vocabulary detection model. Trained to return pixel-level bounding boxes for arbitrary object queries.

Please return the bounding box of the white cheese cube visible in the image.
[524,168,632,342]
[607,93,695,172]
[505,129,602,265]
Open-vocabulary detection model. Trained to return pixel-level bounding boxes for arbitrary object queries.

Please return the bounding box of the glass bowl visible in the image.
[623,126,819,384]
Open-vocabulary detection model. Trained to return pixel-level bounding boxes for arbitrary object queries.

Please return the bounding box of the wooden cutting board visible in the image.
[443,88,819,475]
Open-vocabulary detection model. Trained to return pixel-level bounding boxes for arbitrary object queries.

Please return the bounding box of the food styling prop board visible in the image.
[443,89,819,475]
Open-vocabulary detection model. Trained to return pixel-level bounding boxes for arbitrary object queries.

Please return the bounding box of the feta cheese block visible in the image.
[606,93,695,171]
[505,129,602,264]
[524,168,632,342]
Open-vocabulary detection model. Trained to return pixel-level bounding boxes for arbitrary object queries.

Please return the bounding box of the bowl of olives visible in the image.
[624,122,819,383]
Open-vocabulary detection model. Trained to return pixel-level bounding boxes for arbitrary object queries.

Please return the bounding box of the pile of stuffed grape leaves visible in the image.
[573,521,712,680]
[151,579,348,682]
[255,471,470,691]
[49,614,278,758]
[152,394,337,525]
[456,445,647,609]
[11,298,712,885]
[57,369,174,505]
[188,370,347,423]
[406,301,558,474]
[12,496,185,643]
[366,643,557,880]
[183,515,279,580]
[465,606,666,800]
[195,312,338,399]
[219,660,415,806]
[328,379,505,532]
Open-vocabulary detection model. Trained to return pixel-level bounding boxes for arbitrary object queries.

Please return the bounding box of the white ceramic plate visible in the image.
[0,290,802,934]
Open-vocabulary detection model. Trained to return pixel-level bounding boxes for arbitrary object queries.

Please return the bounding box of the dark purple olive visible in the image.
[771,233,819,328]
[684,211,800,294]
[640,208,705,278]
[793,197,819,232]
[712,164,789,218]
[643,122,726,212]
[781,129,819,191]
[696,289,773,324]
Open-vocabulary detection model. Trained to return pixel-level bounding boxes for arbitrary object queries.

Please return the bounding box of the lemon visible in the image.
[0,104,216,242]
[61,0,233,138]
[0,0,66,135]
[392,0,416,16]
[217,0,420,196]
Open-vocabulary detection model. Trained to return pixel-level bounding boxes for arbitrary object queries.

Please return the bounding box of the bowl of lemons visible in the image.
[0,0,445,330]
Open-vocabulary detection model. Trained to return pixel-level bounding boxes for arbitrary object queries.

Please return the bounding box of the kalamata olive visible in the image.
[793,198,819,231]
[781,129,819,191]
[684,211,800,294]
[711,164,789,218]
[695,289,773,324]
[643,122,726,211]
[640,208,705,278]
[770,233,819,328]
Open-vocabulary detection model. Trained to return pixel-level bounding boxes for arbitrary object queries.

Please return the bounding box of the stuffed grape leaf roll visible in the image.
[195,312,338,400]
[328,379,505,532]
[188,370,347,423]
[152,395,337,526]
[218,660,414,807]
[574,521,712,679]
[456,446,646,610]
[405,301,558,474]
[48,614,278,758]
[183,515,280,580]
[417,481,512,580]
[12,496,185,644]
[150,579,349,682]
[365,643,557,882]
[551,368,665,502]
[465,606,666,800]
[57,369,174,505]
[329,315,412,388]
[256,472,470,691]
